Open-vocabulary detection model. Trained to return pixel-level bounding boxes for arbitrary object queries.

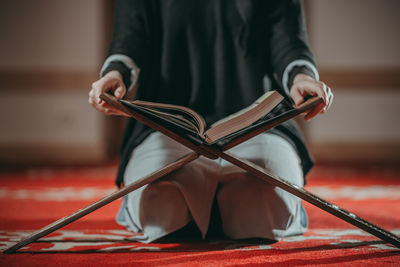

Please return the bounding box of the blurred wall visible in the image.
[0,0,109,165]
[305,0,400,164]
[0,0,399,166]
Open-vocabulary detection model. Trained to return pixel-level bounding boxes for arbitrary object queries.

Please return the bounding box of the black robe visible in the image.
[104,0,317,187]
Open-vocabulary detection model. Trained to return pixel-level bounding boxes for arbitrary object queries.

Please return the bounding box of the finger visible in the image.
[103,106,130,116]
[90,80,107,104]
[324,87,334,111]
[89,92,115,113]
[89,91,101,107]
[321,82,328,97]
[98,102,115,110]
[290,88,306,106]
[89,95,106,111]
[103,108,124,116]
[95,79,125,102]
[98,102,129,116]
[309,81,329,113]
[93,81,108,104]
[93,77,119,100]
[114,86,126,99]
[291,80,324,105]
[328,90,334,108]
[91,78,107,93]
[97,98,129,116]
[94,102,126,116]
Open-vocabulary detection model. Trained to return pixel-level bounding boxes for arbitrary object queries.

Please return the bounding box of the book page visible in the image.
[135,105,200,133]
[204,91,284,143]
[123,100,207,136]
[209,91,275,128]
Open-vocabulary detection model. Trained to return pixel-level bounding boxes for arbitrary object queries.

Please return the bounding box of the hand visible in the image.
[88,70,128,116]
[290,74,333,120]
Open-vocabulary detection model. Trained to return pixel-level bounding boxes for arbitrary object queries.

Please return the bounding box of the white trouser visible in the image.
[117,131,308,243]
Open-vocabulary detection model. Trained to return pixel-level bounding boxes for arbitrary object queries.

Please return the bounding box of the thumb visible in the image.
[114,85,126,99]
[290,87,304,106]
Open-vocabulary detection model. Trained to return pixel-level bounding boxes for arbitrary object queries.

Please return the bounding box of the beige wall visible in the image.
[309,0,400,68]
[305,0,400,163]
[1,0,399,165]
[0,0,108,165]
[0,0,105,71]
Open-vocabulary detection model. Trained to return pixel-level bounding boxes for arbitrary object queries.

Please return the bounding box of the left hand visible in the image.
[290,73,334,120]
[88,70,128,116]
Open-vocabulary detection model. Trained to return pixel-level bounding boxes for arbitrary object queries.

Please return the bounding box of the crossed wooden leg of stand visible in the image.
[3,152,199,254]
[4,147,400,254]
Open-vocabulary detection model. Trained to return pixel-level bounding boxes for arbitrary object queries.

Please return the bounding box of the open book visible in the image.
[119,91,284,144]
[101,91,323,146]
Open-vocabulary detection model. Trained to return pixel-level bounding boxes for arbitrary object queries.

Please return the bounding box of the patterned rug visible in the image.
[0,164,399,266]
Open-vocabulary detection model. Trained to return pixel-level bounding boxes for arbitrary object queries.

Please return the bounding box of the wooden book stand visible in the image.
[4,93,400,254]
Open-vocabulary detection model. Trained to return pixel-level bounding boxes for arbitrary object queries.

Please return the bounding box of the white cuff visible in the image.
[282,59,319,94]
[100,54,141,91]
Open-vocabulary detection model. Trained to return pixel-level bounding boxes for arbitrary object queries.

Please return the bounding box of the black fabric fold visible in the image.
[105,0,317,187]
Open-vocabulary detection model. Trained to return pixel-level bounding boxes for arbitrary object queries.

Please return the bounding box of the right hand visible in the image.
[88,70,129,116]
[290,73,333,121]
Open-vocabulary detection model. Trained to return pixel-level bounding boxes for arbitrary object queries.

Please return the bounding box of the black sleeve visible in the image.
[102,61,132,89]
[107,0,149,68]
[287,65,317,89]
[268,0,316,88]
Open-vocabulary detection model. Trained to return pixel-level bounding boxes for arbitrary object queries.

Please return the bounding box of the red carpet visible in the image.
[0,164,399,266]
